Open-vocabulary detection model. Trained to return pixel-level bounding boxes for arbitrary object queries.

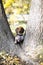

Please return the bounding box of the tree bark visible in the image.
[0,3,15,54]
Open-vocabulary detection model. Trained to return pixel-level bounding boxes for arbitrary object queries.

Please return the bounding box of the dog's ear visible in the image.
[15,28,19,33]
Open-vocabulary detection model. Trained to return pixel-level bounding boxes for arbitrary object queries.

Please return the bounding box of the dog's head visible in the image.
[15,26,24,34]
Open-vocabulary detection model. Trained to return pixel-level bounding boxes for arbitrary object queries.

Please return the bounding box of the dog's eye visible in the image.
[2,0,31,37]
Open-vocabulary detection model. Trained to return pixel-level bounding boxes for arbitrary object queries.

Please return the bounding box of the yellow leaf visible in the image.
[23,4,28,9]
[3,0,15,8]
[40,62,43,65]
